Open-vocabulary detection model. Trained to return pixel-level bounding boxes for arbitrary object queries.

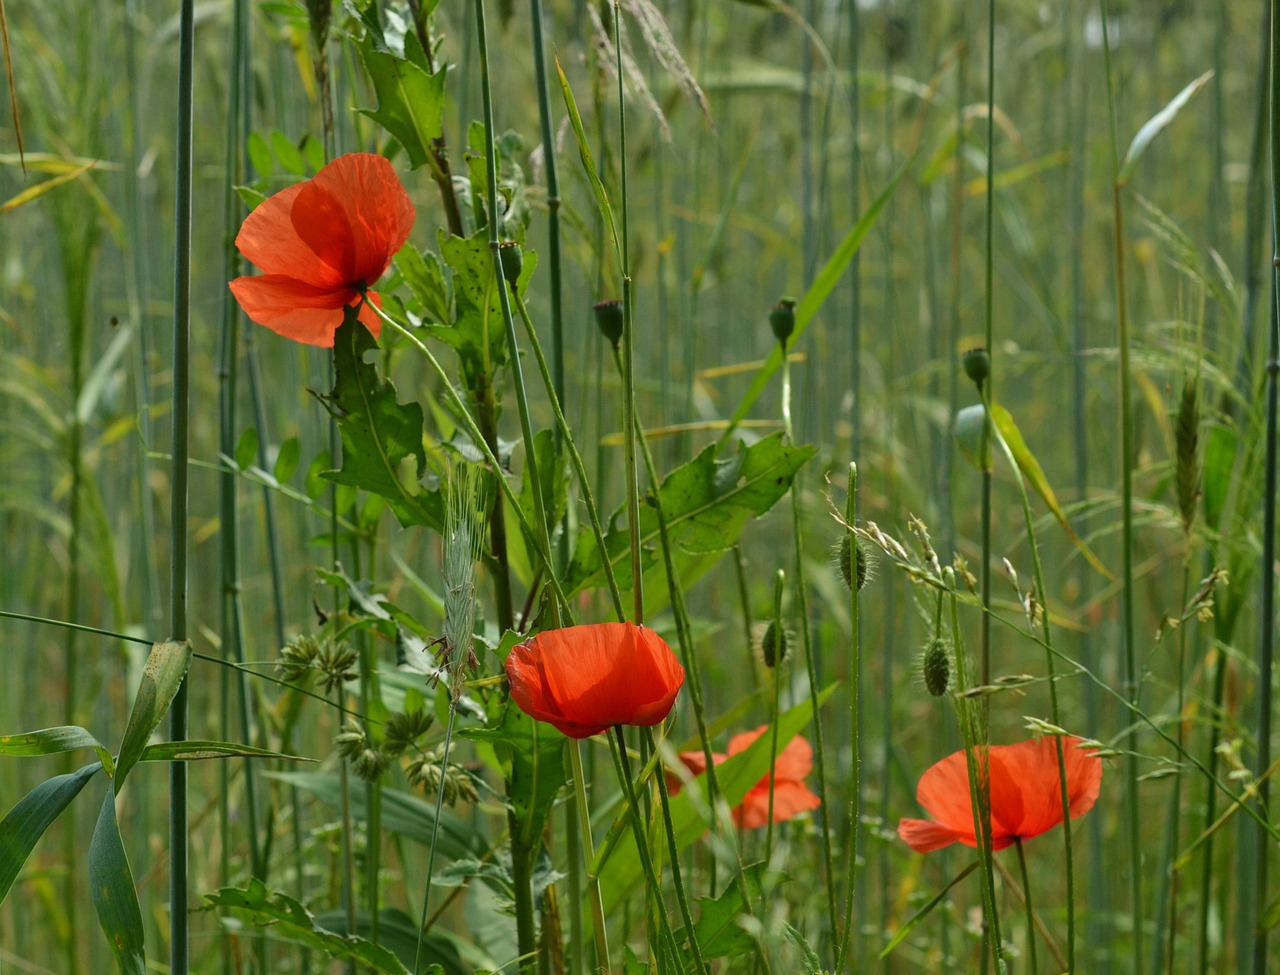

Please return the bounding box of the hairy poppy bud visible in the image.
[838,533,869,592]
[593,299,624,348]
[962,347,990,387]
[758,621,790,669]
[921,638,950,697]
[769,298,797,345]
[498,241,523,287]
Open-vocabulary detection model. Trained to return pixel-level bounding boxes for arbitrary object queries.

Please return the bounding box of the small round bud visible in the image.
[498,241,523,287]
[838,533,869,592]
[962,347,990,387]
[921,638,950,697]
[593,299,624,348]
[769,298,797,345]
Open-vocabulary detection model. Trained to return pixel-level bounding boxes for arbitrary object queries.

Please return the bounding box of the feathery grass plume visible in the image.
[921,638,951,697]
[1175,377,1200,534]
[442,460,486,700]
[585,1,671,141]
[621,0,710,122]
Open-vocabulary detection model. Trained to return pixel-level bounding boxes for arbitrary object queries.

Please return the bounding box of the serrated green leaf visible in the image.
[269,772,485,862]
[89,789,145,975]
[313,908,457,975]
[357,29,446,170]
[717,152,913,447]
[205,879,410,973]
[673,865,767,959]
[275,436,301,482]
[395,241,453,324]
[139,740,313,763]
[320,312,444,532]
[114,641,192,791]
[598,684,836,916]
[235,426,259,471]
[0,762,101,903]
[1120,70,1213,185]
[247,131,273,178]
[566,433,816,597]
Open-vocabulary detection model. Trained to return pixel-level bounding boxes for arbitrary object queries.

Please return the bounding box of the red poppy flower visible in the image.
[668,726,822,829]
[897,736,1103,853]
[504,622,685,739]
[229,153,415,347]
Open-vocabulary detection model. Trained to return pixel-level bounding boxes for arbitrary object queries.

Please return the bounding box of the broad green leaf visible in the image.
[555,56,620,270]
[1120,70,1213,185]
[205,879,410,973]
[880,860,979,958]
[566,433,816,597]
[89,789,145,975]
[459,697,568,847]
[673,865,768,959]
[247,131,273,178]
[274,436,301,483]
[234,426,259,470]
[0,725,108,764]
[139,740,313,763]
[357,28,446,170]
[269,129,305,175]
[314,908,458,975]
[0,762,101,903]
[717,153,913,448]
[598,684,836,916]
[270,772,485,863]
[321,312,444,532]
[114,640,192,791]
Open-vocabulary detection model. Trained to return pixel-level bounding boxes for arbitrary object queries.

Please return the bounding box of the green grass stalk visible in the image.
[835,463,860,973]
[1014,838,1038,974]
[1099,6,1144,969]
[764,569,785,859]
[168,3,195,972]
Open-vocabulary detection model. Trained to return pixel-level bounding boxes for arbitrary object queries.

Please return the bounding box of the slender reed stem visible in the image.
[414,703,458,973]
[835,463,860,973]
[569,741,612,972]
[1014,838,1038,975]
[1098,7,1144,968]
[168,4,195,973]
[764,570,785,859]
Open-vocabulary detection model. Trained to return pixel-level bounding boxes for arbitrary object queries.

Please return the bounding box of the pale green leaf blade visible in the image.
[555,56,621,270]
[879,860,980,958]
[1119,70,1213,184]
[0,725,106,757]
[0,762,101,903]
[139,740,315,763]
[114,640,193,790]
[89,788,146,975]
[0,160,96,214]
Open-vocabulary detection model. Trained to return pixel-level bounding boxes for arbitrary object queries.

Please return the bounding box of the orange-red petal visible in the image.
[735,778,822,829]
[899,737,1103,854]
[228,275,381,347]
[504,623,685,739]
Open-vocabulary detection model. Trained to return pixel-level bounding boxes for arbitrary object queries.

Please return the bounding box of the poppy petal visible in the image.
[915,750,980,842]
[229,275,376,347]
[305,153,416,285]
[736,780,821,829]
[898,817,967,853]
[234,182,347,288]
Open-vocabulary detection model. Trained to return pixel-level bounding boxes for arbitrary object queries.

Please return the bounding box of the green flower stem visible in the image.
[764,569,785,860]
[780,344,838,957]
[835,463,860,973]
[1015,838,1038,975]
[1098,7,1143,970]
[569,740,612,972]
[169,3,195,972]
[980,388,1076,971]
[415,703,459,973]
[371,306,571,612]
[610,725,681,966]
[642,727,710,975]
[512,291,626,620]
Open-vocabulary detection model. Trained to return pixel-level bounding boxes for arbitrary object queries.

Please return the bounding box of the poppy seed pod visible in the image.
[759,621,790,669]
[593,299,625,348]
[498,241,523,288]
[838,533,869,592]
[921,638,950,697]
[962,347,991,387]
[769,298,797,344]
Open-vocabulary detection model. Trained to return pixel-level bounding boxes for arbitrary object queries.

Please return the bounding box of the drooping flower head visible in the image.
[669,726,822,829]
[504,622,685,739]
[229,153,415,347]
[897,736,1102,853]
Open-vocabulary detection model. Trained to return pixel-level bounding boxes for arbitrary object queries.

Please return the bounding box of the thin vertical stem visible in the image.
[980,0,997,697]
[835,463,860,973]
[168,3,195,973]
[764,570,786,860]
[1014,839,1038,975]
